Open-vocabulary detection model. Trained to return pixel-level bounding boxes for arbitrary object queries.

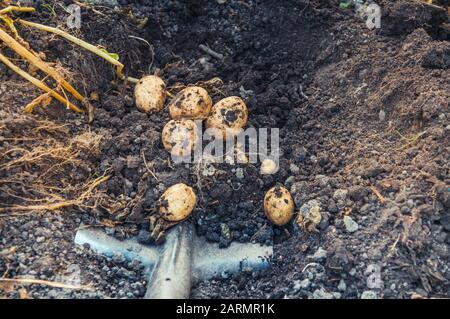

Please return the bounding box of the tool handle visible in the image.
[144,223,193,299]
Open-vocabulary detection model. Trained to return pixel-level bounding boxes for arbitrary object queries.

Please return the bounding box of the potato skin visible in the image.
[159,183,197,222]
[161,119,199,157]
[264,186,294,226]
[134,75,166,114]
[169,86,212,120]
[205,96,248,139]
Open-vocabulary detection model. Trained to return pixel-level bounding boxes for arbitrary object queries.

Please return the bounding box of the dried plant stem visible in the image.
[370,186,386,204]
[18,19,139,83]
[0,277,93,291]
[0,52,82,112]
[0,27,87,104]
[0,6,35,15]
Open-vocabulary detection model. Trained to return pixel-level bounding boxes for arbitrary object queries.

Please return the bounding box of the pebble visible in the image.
[333,189,348,202]
[235,168,244,179]
[298,200,322,226]
[308,247,327,261]
[296,278,311,290]
[311,288,335,299]
[289,163,300,174]
[338,279,347,292]
[361,290,378,299]
[343,216,359,233]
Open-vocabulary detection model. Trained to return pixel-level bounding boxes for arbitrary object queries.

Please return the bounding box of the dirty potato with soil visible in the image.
[159,183,197,222]
[134,75,166,114]
[205,96,248,139]
[264,186,295,226]
[169,86,212,120]
[161,119,199,157]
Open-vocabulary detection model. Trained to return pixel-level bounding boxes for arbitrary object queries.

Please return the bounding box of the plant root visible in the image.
[0,277,93,291]
[0,52,82,112]
[0,27,88,104]
[18,19,139,83]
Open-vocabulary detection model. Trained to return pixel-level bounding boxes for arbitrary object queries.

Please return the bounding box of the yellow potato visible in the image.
[260,159,278,175]
[205,96,248,139]
[169,86,212,120]
[161,119,199,157]
[134,75,166,114]
[264,186,294,226]
[159,183,197,222]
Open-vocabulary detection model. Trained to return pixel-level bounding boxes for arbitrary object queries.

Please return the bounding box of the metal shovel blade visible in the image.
[74,223,273,298]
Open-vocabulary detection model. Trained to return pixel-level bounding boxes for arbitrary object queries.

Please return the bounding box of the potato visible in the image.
[161,119,199,157]
[260,159,278,175]
[169,86,212,120]
[263,186,294,226]
[205,96,248,139]
[134,75,166,114]
[159,183,197,222]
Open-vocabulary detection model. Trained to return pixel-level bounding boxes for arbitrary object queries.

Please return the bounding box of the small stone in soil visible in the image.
[361,290,378,299]
[307,247,327,261]
[343,216,359,233]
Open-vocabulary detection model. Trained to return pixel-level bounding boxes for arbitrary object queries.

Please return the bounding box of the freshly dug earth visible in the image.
[0,0,449,299]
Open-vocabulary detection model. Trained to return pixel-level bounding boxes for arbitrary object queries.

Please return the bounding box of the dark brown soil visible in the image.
[0,0,449,299]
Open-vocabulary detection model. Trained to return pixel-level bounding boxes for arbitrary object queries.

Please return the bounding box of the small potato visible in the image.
[134,75,166,114]
[169,86,212,120]
[205,96,248,139]
[159,183,197,222]
[260,159,278,175]
[264,186,294,226]
[162,119,199,157]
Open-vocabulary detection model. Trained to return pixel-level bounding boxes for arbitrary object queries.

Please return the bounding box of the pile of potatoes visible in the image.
[134,75,248,158]
[134,75,296,228]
